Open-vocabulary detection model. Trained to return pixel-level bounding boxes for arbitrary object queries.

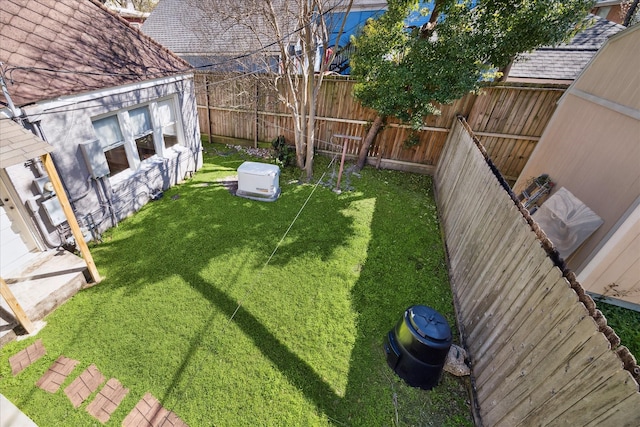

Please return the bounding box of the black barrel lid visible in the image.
[407,305,451,342]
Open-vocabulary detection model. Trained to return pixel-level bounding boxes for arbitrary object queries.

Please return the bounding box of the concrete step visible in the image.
[1,249,88,346]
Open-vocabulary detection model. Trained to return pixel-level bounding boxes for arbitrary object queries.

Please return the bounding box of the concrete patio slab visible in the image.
[0,394,38,427]
[1,249,87,346]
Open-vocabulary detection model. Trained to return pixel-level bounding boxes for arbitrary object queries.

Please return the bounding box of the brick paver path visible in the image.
[6,344,188,426]
[64,364,105,408]
[36,356,80,393]
[122,393,188,427]
[86,378,129,423]
[9,339,46,375]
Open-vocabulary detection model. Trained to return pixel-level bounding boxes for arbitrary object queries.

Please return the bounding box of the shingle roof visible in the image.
[0,117,54,168]
[142,0,391,69]
[141,0,283,63]
[0,0,191,107]
[508,15,625,81]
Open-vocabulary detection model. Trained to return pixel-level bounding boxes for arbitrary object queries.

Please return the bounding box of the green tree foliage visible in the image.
[350,0,595,168]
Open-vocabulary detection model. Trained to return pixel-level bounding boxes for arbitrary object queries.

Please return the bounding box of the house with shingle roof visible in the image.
[141,0,290,71]
[591,0,638,25]
[505,15,626,84]
[0,0,202,277]
[141,0,391,72]
[102,0,151,29]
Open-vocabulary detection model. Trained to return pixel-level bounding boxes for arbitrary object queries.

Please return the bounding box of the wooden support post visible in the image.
[0,277,34,334]
[254,80,259,149]
[333,134,362,193]
[41,153,101,284]
[205,74,212,145]
[335,138,348,193]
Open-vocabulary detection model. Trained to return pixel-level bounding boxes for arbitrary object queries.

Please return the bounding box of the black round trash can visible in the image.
[383,305,452,390]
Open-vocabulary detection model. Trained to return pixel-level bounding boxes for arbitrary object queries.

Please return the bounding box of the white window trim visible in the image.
[92,96,184,183]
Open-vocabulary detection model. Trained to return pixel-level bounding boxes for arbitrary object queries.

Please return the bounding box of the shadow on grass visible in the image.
[161,270,339,413]
[82,154,368,419]
[90,156,357,292]
[3,152,471,425]
[339,172,471,426]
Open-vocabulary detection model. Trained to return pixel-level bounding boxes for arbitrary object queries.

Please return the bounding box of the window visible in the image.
[91,97,182,178]
[596,6,611,19]
[93,115,129,175]
[157,100,178,149]
[129,106,155,160]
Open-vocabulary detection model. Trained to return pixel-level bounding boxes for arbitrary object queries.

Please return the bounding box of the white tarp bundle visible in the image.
[532,187,604,260]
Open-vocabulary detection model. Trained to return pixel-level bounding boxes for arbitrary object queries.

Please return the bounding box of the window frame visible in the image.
[91,96,184,181]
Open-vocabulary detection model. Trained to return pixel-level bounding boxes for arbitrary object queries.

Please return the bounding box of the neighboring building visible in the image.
[505,15,625,84]
[0,0,202,275]
[513,24,640,309]
[103,0,151,29]
[141,0,401,72]
[141,0,286,71]
[591,0,639,25]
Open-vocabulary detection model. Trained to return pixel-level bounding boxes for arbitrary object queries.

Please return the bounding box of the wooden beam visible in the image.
[568,88,640,120]
[41,153,101,284]
[0,277,34,334]
[474,131,540,141]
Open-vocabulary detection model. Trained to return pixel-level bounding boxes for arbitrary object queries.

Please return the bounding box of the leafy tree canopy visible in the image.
[350,0,595,125]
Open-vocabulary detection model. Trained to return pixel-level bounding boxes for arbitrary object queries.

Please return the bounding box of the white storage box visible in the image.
[236,161,281,202]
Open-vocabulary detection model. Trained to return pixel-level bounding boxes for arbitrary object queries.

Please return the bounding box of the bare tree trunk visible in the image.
[355,115,384,171]
[498,57,515,82]
[420,0,442,37]
[296,100,307,169]
[304,73,316,181]
[207,0,354,176]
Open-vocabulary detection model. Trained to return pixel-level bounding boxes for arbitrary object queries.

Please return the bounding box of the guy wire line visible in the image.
[165,150,343,420]
[221,154,338,333]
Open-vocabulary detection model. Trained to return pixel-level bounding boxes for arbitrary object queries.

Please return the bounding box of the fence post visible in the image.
[333,134,362,193]
[254,80,259,148]
[205,74,212,144]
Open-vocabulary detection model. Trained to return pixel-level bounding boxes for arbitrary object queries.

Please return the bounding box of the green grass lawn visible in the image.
[596,302,640,357]
[0,145,472,426]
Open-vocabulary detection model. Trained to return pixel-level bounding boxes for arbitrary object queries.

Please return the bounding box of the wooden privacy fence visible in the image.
[435,117,640,426]
[195,73,565,181]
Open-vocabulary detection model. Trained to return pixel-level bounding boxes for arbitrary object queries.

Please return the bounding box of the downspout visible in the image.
[99,176,118,228]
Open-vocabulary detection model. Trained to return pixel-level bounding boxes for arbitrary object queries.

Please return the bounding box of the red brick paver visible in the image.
[36,355,80,393]
[64,364,105,408]
[86,378,129,423]
[122,393,188,427]
[9,339,46,375]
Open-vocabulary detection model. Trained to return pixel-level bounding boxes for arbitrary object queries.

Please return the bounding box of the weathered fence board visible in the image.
[195,73,564,180]
[482,310,598,424]
[513,347,631,425]
[585,392,640,426]
[435,117,640,426]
